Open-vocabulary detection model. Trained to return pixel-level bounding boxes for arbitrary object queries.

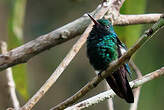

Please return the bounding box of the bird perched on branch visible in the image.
[86,14,134,103]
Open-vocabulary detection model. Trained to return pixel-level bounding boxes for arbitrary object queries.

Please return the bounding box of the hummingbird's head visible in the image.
[87,14,114,34]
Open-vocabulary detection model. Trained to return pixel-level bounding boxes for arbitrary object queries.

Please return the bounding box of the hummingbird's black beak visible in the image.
[87,14,99,25]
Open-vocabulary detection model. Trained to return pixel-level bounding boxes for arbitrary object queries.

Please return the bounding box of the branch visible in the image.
[129,60,142,78]
[129,60,142,110]
[113,14,162,25]
[50,15,164,110]
[65,67,164,110]
[130,87,141,110]
[0,41,20,109]
[0,12,162,72]
[105,83,114,110]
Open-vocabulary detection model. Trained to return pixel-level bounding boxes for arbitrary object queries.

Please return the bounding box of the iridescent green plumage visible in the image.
[87,19,118,71]
[87,15,134,103]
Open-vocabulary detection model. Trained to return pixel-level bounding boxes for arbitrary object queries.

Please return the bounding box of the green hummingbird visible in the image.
[86,14,134,103]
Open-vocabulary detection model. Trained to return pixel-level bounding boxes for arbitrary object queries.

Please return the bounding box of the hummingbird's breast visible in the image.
[87,32,118,71]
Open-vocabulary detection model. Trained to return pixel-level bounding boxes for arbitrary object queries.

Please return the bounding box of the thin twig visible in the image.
[50,15,164,110]
[130,88,141,110]
[105,82,114,110]
[0,14,162,72]
[20,1,114,110]
[107,92,114,110]
[129,60,142,110]
[65,67,164,110]
[0,41,20,109]
[107,98,114,110]
[129,60,142,78]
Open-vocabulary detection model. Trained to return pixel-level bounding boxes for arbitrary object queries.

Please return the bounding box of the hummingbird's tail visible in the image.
[106,65,134,103]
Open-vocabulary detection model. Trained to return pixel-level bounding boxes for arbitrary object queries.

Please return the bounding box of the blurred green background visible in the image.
[0,0,164,110]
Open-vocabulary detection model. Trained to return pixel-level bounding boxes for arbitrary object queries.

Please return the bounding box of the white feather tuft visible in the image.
[120,46,126,55]
[95,70,100,75]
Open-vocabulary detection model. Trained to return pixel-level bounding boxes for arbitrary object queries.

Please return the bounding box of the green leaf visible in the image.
[8,0,28,100]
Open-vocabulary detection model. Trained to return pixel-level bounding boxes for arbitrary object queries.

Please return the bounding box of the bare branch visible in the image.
[0,12,162,72]
[65,67,164,110]
[129,60,142,78]
[129,88,141,110]
[107,98,114,110]
[105,83,114,110]
[50,15,164,110]
[0,41,20,109]
[113,14,162,25]
[129,60,142,110]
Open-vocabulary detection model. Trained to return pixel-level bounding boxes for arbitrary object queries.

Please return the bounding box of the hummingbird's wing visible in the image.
[116,36,132,76]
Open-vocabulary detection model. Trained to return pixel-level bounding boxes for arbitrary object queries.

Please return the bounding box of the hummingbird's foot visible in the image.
[98,70,104,79]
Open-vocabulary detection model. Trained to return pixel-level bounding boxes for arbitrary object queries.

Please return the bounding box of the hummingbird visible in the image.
[86,14,134,103]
